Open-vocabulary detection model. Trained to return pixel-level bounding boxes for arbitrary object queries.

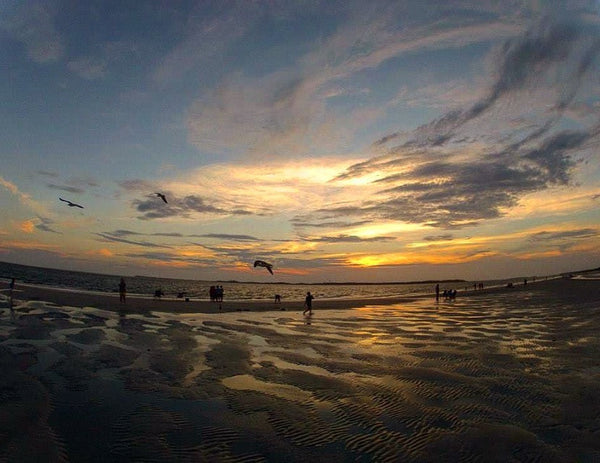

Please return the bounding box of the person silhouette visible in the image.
[9,278,15,311]
[119,277,127,303]
[303,291,314,316]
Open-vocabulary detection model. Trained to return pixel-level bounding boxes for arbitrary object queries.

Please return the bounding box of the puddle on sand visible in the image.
[222,374,313,402]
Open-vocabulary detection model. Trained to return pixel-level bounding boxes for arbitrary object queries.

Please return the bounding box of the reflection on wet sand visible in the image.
[1,279,600,461]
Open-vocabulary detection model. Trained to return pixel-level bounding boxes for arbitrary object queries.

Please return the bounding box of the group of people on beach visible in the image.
[209,285,224,302]
[435,283,457,301]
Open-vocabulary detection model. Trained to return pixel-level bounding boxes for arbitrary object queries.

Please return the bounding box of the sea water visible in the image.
[0,261,534,302]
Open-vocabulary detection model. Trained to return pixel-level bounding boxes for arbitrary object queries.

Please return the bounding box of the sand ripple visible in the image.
[1,283,600,461]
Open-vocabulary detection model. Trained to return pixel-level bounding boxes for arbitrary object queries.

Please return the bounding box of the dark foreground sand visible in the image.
[1,277,599,462]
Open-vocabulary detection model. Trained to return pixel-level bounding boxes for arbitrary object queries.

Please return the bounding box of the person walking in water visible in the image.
[303,291,314,316]
[119,277,127,303]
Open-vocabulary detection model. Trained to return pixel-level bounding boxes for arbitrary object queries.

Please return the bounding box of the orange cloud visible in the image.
[86,248,114,257]
[19,220,35,233]
[0,240,58,251]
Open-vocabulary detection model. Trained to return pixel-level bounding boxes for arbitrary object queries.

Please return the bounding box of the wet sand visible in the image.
[1,277,599,461]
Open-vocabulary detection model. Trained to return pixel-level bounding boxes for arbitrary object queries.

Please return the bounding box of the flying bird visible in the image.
[253,260,274,275]
[155,192,168,203]
[59,198,84,208]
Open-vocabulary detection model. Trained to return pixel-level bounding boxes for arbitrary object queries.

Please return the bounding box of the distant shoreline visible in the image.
[3,275,595,315]
[5,259,594,286]
[0,260,468,286]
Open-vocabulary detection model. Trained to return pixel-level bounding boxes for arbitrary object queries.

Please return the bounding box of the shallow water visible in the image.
[0,260,528,301]
[1,286,599,461]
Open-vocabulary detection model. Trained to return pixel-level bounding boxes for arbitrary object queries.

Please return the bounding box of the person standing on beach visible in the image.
[303,291,314,316]
[9,278,15,311]
[119,277,127,303]
[435,283,440,301]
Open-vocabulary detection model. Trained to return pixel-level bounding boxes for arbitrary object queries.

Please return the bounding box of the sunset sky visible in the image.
[1,1,599,282]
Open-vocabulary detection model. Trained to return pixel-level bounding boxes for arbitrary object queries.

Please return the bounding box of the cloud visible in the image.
[67,57,107,80]
[301,234,396,243]
[0,175,47,216]
[37,170,58,178]
[1,2,64,63]
[291,218,372,230]
[47,183,85,194]
[197,233,260,242]
[19,220,35,233]
[95,232,172,248]
[132,194,251,220]
[101,229,260,242]
[121,158,369,221]
[119,179,157,192]
[185,2,522,158]
[391,20,600,149]
[151,1,260,84]
[528,228,597,242]
[35,216,61,234]
[423,234,454,242]
[66,39,139,80]
[320,19,600,229]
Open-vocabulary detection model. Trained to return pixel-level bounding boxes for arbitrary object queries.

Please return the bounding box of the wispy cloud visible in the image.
[0,175,48,216]
[527,228,598,252]
[185,2,523,158]
[95,232,172,248]
[35,216,61,234]
[315,19,600,229]
[198,233,260,242]
[132,194,252,220]
[67,57,107,80]
[301,234,396,243]
[1,1,64,63]
[47,183,85,194]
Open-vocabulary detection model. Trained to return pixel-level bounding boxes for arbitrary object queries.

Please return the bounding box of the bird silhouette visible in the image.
[59,198,84,208]
[253,260,274,275]
[155,193,168,203]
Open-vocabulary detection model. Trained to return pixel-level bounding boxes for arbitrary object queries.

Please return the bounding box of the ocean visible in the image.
[0,260,531,302]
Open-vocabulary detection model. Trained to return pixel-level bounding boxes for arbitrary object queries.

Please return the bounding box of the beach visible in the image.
[1,276,599,461]
[3,277,559,314]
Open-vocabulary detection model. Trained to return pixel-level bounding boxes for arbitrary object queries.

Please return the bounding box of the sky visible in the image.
[1,0,599,283]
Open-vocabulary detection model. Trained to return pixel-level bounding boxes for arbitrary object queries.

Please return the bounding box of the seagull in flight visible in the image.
[59,198,84,209]
[253,260,274,275]
[155,192,168,203]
